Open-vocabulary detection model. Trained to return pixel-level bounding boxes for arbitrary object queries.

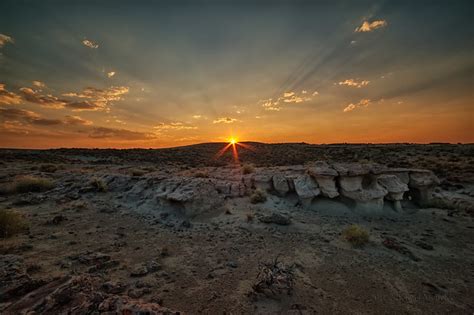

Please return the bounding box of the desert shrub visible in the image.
[90,178,107,192]
[342,224,369,246]
[130,169,146,177]
[250,189,267,204]
[194,170,209,178]
[0,209,28,238]
[6,176,54,194]
[251,257,295,298]
[40,164,58,173]
[246,212,255,222]
[242,163,255,175]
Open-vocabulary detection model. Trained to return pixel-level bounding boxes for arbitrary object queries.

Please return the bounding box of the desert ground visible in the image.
[1,143,473,314]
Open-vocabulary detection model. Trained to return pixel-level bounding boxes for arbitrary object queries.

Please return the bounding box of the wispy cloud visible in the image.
[0,107,92,126]
[343,99,371,112]
[338,79,370,88]
[0,84,22,105]
[64,115,93,125]
[82,39,99,49]
[20,87,67,109]
[213,117,239,124]
[63,86,129,111]
[259,98,281,111]
[0,34,14,48]
[192,115,202,119]
[260,90,315,111]
[154,121,197,131]
[355,20,387,32]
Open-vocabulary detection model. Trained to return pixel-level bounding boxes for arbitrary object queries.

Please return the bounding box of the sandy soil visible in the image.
[1,143,473,314]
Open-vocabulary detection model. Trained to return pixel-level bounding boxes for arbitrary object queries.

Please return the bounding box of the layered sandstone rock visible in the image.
[113,162,452,218]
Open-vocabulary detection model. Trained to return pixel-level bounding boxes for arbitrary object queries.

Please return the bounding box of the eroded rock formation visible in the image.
[98,161,455,217]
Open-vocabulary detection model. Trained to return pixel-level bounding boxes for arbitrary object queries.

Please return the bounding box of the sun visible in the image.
[229,137,238,145]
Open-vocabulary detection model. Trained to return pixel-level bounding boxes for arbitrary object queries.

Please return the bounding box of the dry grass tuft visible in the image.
[0,209,28,238]
[90,178,108,192]
[250,189,267,204]
[3,176,55,194]
[242,163,255,175]
[342,224,369,246]
[194,170,209,178]
[246,212,255,222]
[40,164,58,173]
[130,169,147,177]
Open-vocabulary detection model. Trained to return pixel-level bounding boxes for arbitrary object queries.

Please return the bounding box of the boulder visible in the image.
[408,170,440,207]
[340,176,387,213]
[293,174,320,207]
[164,179,224,217]
[253,173,273,191]
[377,174,409,211]
[313,177,339,198]
[272,174,290,196]
[307,161,338,177]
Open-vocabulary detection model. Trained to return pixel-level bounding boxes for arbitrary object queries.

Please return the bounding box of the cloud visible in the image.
[192,115,202,119]
[89,127,154,140]
[63,86,129,111]
[259,98,281,111]
[338,79,370,88]
[259,90,315,111]
[343,99,371,112]
[154,122,197,131]
[19,87,67,109]
[107,71,115,78]
[355,20,387,32]
[0,107,93,126]
[82,39,99,49]
[0,34,14,48]
[64,115,93,126]
[0,107,40,122]
[213,117,239,124]
[32,81,46,89]
[0,84,22,105]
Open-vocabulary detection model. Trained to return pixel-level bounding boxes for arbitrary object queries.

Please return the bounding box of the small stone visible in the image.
[130,264,148,277]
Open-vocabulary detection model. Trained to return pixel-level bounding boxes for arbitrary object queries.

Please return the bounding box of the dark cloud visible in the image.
[19,87,67,109]
[89,127,155,140]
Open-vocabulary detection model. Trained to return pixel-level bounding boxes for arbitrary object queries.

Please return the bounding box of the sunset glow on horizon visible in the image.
[0,1,473,149]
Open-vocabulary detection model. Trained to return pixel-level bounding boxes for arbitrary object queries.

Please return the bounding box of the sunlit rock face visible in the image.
[95,161,453,218]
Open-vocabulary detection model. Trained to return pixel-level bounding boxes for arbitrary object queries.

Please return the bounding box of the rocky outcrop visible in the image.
[94,162,451,218]
[293,174,320,207]
[408,170,441,207]
[2,275,179,315]
[377,174,409,211]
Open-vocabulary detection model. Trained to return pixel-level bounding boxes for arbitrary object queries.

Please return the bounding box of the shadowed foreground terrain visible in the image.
[0,143,473,314]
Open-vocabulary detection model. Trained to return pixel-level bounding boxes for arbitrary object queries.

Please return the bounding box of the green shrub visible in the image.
[250,189,267,204]
[6,176,54,194]
[242,163,255,175]
[0,209,28,238]
[342,224,369,246]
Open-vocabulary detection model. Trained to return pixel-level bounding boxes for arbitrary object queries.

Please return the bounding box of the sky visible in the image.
[0,0,473,148]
